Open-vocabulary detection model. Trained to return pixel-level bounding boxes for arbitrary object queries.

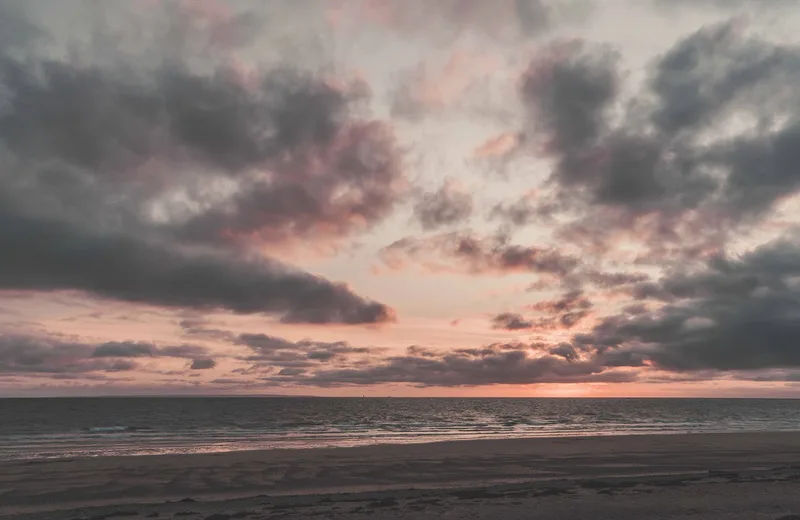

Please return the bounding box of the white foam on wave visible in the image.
[87,426,129,433]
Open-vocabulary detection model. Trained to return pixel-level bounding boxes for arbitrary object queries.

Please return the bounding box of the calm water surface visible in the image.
[1,397,799,460]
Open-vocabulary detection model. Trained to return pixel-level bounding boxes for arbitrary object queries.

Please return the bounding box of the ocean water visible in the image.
[1,397,799,461]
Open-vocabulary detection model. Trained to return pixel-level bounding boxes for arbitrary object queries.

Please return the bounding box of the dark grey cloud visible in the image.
[646,21,800,222]
[491,313,535,330]
[549,342,579,361]
[622,303,650,316]
[0,4,399,325]
[738,370,800,383]
[0,334,208,374]
[649,22,775,136]
[0,335,103,374]
[577,270,651,289]
[511,21,800,261]
[235,333,373,369]
[91,342,158,358]
[276,367,307,377]
[381,231,578,276]
[158,344,212,359]
[0,59,385,181]
[278,342,635,387]
[558,310,590,328]
[0,58,404,242]
[518,312,591,331]
[526,264,650,292]
[503,289,594,330]
[0,208,393,324]
[90,341,210,361]
[189,358,217,370]
[490,308,589,331]
[406,345,440,358]
[519,39,704,213]
[413,181,473,231]
[236,334,298,353]
[211,378,250,386]
[714,122,800,218]
[178,318,236,342]
[530,289,592,313]
[175,118,405,246]
[577,238,800,372]
[521,40,619,158]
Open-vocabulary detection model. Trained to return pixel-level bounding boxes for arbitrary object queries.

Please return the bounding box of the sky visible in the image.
[2,0,800,398]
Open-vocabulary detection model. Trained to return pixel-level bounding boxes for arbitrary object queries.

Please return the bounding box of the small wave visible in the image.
[87,426,128,433]
[85,426,154,434]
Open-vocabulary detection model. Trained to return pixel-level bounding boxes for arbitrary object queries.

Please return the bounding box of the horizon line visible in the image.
[2,394,799,400]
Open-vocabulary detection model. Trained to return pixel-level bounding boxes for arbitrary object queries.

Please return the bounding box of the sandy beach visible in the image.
[2,432,800,519]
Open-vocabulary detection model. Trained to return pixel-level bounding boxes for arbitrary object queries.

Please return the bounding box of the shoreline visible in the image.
[7,428,800,463]
[7,426,800,464]
[3,431,800,518]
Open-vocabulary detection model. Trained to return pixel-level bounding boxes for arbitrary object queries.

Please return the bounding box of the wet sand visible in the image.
[2,432,800,519]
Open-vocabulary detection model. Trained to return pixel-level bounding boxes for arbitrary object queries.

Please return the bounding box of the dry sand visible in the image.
[2,432,800,519]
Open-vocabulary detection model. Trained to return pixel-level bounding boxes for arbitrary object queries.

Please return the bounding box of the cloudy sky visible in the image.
[2,0,800,397]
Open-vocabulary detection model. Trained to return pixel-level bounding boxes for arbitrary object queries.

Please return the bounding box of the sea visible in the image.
[1,397,799,461]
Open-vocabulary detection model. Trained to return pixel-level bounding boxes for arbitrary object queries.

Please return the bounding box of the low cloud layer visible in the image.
[282,343,634,387]
[577,238,800,372]
[0,334,212,375]
[234,333,374,372]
